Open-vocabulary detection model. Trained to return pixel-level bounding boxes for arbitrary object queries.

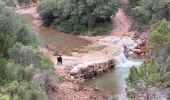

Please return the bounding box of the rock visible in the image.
[80,67,89,74]
[88,66,94,73]
[92,71,97,77]
[70,76,75,81]
[84,73,93,79]
[93,87,100,92]
[93,64,100,71]
[103,67,109,73]
[73,85,80,91]
[97,69,103,75]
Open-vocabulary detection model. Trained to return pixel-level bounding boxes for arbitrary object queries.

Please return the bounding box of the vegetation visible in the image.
[126,20,170,99]
[125,0,170,31]
[17,0,38,4]
[37,0,119,35]
[149,20,170,70]
[1,0,170,99]
[0,1,58,99]
[8,43,53,70]
[126,59,164,99]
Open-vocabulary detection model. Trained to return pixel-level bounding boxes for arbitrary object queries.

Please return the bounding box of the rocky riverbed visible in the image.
[17,6,149,100]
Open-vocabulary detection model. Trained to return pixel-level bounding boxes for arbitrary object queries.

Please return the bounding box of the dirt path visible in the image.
[111,9,132,36]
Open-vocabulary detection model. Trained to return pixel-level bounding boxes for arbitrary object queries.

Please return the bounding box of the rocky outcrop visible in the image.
[70,60,115,80]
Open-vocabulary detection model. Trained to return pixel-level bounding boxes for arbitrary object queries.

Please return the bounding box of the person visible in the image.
[57,55,62,65]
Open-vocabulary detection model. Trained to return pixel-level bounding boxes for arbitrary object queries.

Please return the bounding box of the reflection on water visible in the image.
[23,14,90,49]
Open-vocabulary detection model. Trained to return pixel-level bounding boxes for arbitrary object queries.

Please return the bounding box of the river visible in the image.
[23,13,143,99]
[24,14,90,49]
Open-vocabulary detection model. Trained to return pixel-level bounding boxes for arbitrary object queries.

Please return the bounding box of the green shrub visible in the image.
[8,43,53,70]
[0,1,21,57]
[37,0,119,34]
[0,94,10,100]
[16,25,38,46]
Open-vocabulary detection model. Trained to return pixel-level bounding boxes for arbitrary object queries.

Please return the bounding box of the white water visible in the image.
[114,52,142,68]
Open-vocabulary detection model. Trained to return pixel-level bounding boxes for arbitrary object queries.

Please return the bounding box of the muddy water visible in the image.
[23,14,90,49]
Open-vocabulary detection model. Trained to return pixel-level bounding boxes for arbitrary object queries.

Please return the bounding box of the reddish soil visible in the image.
[111,9,132,36]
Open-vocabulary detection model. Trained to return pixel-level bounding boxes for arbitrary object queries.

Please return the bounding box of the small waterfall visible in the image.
[114,52,128,65]
[113,52,142,68]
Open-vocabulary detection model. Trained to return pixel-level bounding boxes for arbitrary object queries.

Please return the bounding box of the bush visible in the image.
[8,43,53,70]
[0,94,10,100]
[0,1,22,57]
[0,81,44,100]
[16,25,38,46]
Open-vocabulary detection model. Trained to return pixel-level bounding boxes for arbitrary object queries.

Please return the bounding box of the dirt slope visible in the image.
[111,9,131,36]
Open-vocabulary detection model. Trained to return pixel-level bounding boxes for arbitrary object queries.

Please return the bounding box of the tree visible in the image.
[0,1,57,100]
[149,20,170,51]
[0,1,21,57]
[149,20,170,70]
[125,0,170,31]
[126,59,166,100]
[37,0,119,34]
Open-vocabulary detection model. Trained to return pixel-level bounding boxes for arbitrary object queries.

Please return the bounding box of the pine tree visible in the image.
[126,59,164,100]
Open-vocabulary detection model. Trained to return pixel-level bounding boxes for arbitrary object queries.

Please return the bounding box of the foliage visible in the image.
[0,81,44,100]
[8,43,53,70]
[148,20,170,99]
[16,25,38,46]
[149,20,170,70]
[0,1,58,100]
[17,0,38,4]
[0,94,10,100]
[126,59,168,100]
[125,0,170,30]
[0,60,43,100]
[0,1,21,57]
[0,59,15,86]
[37,0,119,34]
[2,0,16,6]
[149,20,170,51]
[0,1,38,57]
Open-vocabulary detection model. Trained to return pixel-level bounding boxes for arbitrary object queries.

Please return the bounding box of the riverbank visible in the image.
[17,6,149,100]
[39,46,110,100]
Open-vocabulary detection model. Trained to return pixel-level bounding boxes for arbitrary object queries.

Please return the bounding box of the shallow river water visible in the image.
[23,14,143,99]
[24,14,90,49]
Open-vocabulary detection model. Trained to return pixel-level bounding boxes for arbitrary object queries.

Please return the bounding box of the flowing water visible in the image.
[87,53,142,99]
[23,14,143,99]
[23,14,90,49]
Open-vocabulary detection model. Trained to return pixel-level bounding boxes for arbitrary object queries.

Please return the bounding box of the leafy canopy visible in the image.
[37,0,119,34]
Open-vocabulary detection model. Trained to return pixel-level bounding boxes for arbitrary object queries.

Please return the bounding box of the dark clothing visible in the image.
[57,56,62,65]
